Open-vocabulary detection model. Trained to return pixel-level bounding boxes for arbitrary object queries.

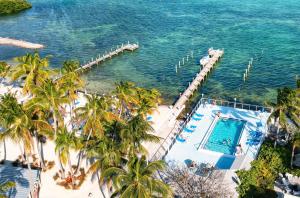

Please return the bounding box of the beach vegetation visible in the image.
[267,83,300,147]
[236,141,288,197]
[101,155,172,197]
[0,52,169,195]
[0,62,9,79]
[0,181,15,198]
[0,0,31,15]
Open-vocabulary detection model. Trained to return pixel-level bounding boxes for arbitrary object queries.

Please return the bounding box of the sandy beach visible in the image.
[0,37,44,49]
[0,81,176,198]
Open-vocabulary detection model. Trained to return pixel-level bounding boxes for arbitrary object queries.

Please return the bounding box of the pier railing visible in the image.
[150,97,204,161]
[54,42,139,81]
[199,98,272,113]
[149,97,272,161]
[76,42,139,73]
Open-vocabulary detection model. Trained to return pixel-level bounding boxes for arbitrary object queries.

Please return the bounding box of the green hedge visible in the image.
[236,141,290,197]
[0,0,31,15]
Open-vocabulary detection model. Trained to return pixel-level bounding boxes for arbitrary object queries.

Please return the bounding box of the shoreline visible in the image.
[0,37,44,49]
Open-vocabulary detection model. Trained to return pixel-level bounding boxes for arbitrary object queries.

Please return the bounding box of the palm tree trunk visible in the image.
[74,130,92,174]
[95,163,106,198]
[119,104,123,118]
[58,151,65,179]
[274,119,280,148]
[291,145,295,168]
[35,134,45,169]
[19,144,25,161]
[68,154,75,186]
[53,114,58,136]
[41,141,45,168]
[3,139,6,161]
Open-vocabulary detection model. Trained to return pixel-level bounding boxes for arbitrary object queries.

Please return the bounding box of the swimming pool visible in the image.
[204,118,246,155]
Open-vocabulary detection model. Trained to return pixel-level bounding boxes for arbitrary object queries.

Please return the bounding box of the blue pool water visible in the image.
[204,118,246,155]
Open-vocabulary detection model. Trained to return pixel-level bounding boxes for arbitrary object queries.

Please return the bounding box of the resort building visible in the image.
[0,163,40,198]
[149,97,272,195]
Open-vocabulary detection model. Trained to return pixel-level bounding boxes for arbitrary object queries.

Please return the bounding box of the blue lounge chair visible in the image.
[246,139,260,146]
[256,122,263,128]
[184,127,194,133]
[176,135,186,143]
[192,116,201,121]
[190,125,197,129]
[249,131,262,138]
[146,116,153,121]
[194,113,204,117]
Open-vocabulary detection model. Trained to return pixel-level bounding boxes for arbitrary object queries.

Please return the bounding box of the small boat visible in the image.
[200,55,210,66]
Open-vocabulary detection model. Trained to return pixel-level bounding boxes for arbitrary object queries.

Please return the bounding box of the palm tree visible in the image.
[74,94,116,173]
[121,114,160,156]
[60,60,80,74]
[268,87,300,147]
[135,88,161,117]
[101,155,172,198]
[86,134,123,197]
[0,93,19,161]
[0,62,10,82]
[0,181,15,198]
[25,79,70,136]
[9,52,55,94]
[27,107,54,169]
[55,127,81,179]
[0,93,34,161]
[113,81,138,118]
[57,60,84,131]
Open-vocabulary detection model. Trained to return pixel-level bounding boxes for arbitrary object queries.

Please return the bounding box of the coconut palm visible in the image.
[25,79,70,136]
[268,87,300,146]
[74,94,116,173]
[135,88,161,117]
[121,114,160,156]
[58,59,84,97]
[9,52,55,94]
[0,61,10,81]
[87,137,123,177]
[101,155,172,198]
[60,60,80,74]
[57,60,85,132]
[86,134,124,197]
[0,181,15,198]
[0,93,34,161]
[55,127,81,179]
[75,94,116,138]
[0,93,21,161]
[27,107,54,169]
[113,81,138,118]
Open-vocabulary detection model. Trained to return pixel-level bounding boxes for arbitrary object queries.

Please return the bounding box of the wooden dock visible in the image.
[75,42,139,73]
[172,48,224,115]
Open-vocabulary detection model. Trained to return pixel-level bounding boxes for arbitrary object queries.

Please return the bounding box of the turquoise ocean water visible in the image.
[0,0,299,104]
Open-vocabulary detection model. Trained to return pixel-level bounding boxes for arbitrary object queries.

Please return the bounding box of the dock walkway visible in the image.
[172,48,224,115]
[75,43,139,73]
[148,48,224,161]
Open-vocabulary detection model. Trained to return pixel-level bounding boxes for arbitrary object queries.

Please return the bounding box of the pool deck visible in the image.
[165,103,270,170]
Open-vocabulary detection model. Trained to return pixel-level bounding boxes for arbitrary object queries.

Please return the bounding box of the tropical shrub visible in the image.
[236,141,289,197]
[0,0,31,15]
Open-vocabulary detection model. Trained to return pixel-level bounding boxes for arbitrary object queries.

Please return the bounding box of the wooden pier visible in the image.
[75,42,139,73]
[172,48,224,115]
